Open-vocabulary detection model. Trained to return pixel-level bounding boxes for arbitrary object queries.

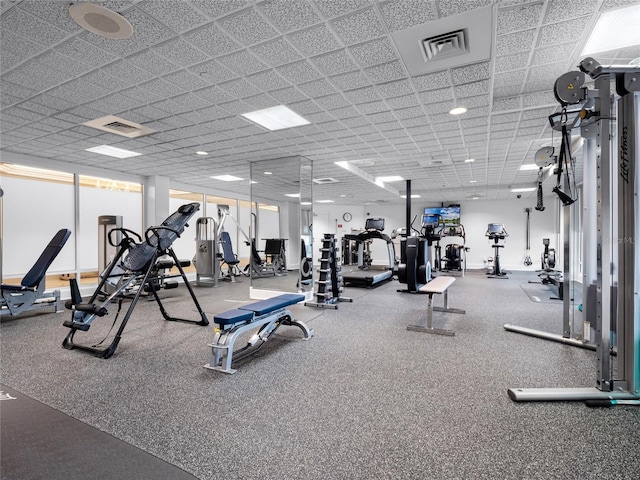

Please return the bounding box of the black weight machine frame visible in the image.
[485,223,508,279]
[62,203,209,359]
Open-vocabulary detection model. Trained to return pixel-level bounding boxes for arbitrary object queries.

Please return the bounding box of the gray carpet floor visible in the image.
[1,271,638,479]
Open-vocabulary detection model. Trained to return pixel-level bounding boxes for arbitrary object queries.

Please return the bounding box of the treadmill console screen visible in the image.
[365,218,385,231]
[421,214,440,227]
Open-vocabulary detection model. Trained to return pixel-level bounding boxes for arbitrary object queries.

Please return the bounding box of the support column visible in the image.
[144,175,170,228]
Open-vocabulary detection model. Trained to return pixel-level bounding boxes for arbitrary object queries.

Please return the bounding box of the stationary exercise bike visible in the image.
[486,223,509,279]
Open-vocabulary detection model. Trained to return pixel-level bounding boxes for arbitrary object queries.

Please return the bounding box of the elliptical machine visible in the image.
[397,214,441,293]
[486,223,509,279]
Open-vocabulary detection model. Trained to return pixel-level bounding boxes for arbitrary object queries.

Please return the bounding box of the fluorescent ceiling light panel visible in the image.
[464,158,475,163]
[449,107,467,115]
[285,193,300,198]
[86,145,141,158]
[376,175,404,182]
[196,151,208,155]
[241,106,310,131]
[210,174,243,181]
[582,4,640,55]
[519,164,540,171]
[316,199,334,203]
[400,194,421,198]
[301,201,312,206]
[511,187,536,192]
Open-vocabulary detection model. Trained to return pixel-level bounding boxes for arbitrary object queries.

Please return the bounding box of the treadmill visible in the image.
[342,218,395,288]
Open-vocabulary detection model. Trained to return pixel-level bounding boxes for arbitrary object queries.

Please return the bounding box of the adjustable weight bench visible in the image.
[1,229,71,317]
[407,276,466,336]
[204,293,313,374]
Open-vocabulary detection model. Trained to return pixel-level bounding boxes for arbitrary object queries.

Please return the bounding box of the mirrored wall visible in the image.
[249,156,313,299]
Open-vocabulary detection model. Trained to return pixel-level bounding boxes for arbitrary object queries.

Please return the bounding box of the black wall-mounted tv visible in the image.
[423,206,461,226]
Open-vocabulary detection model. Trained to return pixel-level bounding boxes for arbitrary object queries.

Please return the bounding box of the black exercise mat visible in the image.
[0,384,199,480]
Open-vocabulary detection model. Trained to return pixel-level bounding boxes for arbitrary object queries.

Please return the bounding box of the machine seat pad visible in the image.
[214,309,255,326]
[419,276,455,294]
[238,294,304,316]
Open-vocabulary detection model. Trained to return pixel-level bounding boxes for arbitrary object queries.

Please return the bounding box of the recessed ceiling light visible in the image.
[511,187,536,192]
[250,180,258,184]
[264,171,272,175]
[582,4,640,55]
[317,199,334,203]
[196,151,208,156]
[519,164,540,170]
[470,180,477,183]
[376,175,404,182]
[340,194,346,197]
[241,105,310,131]
[472,196,479,200]
[86,145,141,158]
[449,107,467,115]
[210,175,243,182]
[285,193,300,198]
[400,194,421,198]
[301,201,312,206]
[464,158,475,163]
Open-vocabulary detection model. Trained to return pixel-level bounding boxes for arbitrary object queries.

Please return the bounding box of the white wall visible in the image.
[312,196,559,272]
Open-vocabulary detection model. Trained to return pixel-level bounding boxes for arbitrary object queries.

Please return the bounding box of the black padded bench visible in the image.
[204,293,314,374]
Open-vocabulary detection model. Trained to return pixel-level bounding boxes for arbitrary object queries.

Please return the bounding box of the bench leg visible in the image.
[433,290,466,315]
[407,292,456,336]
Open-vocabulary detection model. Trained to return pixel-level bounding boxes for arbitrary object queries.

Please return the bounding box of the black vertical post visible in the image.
[406,179,411,236]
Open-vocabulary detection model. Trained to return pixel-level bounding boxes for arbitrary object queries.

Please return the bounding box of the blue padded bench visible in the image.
[204,293,314,374]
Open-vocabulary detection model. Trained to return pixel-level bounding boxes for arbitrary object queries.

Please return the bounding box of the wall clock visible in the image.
[343,212,352,222]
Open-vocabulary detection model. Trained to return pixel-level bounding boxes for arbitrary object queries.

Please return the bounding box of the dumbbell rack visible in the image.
[305,234,352,309]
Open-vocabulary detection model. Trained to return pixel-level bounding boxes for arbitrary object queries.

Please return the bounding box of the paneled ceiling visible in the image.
[1,0,639,205]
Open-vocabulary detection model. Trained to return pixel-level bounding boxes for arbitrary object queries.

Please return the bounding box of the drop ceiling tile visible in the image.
[287,24,342,56]
[184,24,241,56]
[437,0,493,17]
[314,0,370,18]
[451,61,491,85]
[545,0,598,22]
[55,41,114,72]
[378,0,438,32]
[522,91,555,107]
[0,29,44,66]
[315,93,351,109]
[192,86,235,104]
[297,78,337,97]
[375,79,415,98]
[343,86,380,103]
[496,29,536,56]
[310,50,358,75]
[493,70,527,89]
[419,88,454,104]
[397,107,426,121]
[385,94,420,110]
[454,79,490,98]
[329,71,371,90]
[258,0,320,32]
[219,7,279,45]
[251,38,303,67]
[1,51,22,73]
[330,8,385,45]
[531,43,578,66]
[3,63,68,92]
[1,7,68,46]
[191,0,248,18]
[366,60,406,84]
[494,85,522,98]
[526,62,567,85]
[327,105,360,118]
[189,59,238,83]
[491,112,521,124]
[460,95,490,109]
[154,38,211,67]
[17,0,84,32]
[288,99,323,114]
[341,116,371,128]
[141,78,188,98]
[219,99,251,115]
[366,111,397,123]
[496,3,544,35]
[218,78,262,98]
[138,0,208,33]
[217,50,268,76]
[413,70,451,91]
[493,96,522,112]
[246,69,290,91]
[494,52,530,73]
[348,37,398,68]
[162,69,210,92]
[305,111,336,124]
[463,106,490,118]
[277,60,323,83]
[356,101,389,115]
[538,16,591,48]
[268,86,309,103]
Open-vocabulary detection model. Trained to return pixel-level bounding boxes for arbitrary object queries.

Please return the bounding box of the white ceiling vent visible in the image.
[422,29,467,62]
[313,177,340,184]
[84,115,154,138]
[391,5,492,76]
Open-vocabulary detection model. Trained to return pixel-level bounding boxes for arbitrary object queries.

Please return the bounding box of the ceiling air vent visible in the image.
[422,29,467,62]
[84,115,154,138]
[313,177,340,184]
